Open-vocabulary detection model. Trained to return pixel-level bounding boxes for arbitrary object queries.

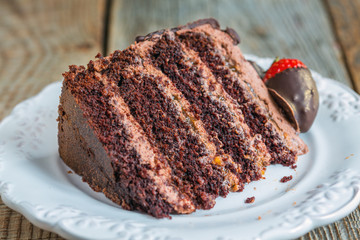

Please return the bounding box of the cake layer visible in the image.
[149,33,271,184]
[177,26,307,166]
[60,65,194,217]
[58,18,308,218]
[110,55,227,209]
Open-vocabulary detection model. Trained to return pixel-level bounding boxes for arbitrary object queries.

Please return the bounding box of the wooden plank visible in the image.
[0,197,62,239]
[108,0,351,87]
[324,0,360,93]
[0,0,105,239]
[0,0,105,121]
[107,1,356,240]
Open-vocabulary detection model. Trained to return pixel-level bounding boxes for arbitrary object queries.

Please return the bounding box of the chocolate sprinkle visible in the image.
[134,35,145,43]
[187,18,220,29]
[224,27,241,45]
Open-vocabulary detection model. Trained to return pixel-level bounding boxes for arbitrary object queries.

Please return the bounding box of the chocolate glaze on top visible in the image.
[266,68,319,133]
[135,18,240,45]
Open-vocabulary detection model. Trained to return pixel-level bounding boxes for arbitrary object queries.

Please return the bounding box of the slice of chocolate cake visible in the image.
[58,19,308,218]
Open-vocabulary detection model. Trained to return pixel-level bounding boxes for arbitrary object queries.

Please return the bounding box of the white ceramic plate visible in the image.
[1,55,360,240]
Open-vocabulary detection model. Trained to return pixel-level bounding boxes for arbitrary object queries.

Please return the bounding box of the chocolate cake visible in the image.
[58,19,308,218]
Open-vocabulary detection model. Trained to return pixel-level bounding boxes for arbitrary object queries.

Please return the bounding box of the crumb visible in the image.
[67,170,73,174]
[292,201,296,206]
[280,175,293,183]
[257,216,262,220]
[345,154,355,160]
[254,187,256,190]
[245,196,255,204]
[290,164,297,169]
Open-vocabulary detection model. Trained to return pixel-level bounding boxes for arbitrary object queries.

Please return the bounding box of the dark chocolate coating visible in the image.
[266,68,319,133]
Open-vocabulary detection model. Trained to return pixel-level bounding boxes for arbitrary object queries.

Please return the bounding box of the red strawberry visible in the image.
[263,58,307,82]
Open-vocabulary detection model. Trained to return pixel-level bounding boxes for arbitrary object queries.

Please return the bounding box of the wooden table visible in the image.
[1,0,359,239]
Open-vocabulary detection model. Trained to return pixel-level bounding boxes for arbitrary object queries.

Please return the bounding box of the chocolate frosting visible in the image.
[266,68,319,133]
[135,18,240,45]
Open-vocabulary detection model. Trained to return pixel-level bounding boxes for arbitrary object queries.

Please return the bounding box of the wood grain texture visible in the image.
[0,198,62,240]
[0,0,105,239]
[324,0,360,93]
[108,0,351,86]
[0,0,105,121]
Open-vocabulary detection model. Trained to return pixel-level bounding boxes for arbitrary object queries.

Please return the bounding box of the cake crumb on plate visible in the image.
[280,175,293,183]
[245,196,255,204]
